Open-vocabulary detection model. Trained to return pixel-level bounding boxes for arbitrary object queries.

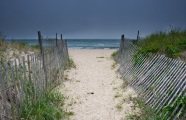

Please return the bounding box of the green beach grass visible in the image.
[20,89,73,119]
[135,29,186,61]
[127,98,162,120]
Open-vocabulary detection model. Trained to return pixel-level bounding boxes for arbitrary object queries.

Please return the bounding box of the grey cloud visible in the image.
[0,0,186,39]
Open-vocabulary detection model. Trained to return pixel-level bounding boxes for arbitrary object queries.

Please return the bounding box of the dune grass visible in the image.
[114,93,122,98]
[135,29,186,60]
[127,98,162,120]
[111,50,118,60]
[66,58,76,69]
[115,104,123,111]
[20,89,73,120]
[111,51,118,69]
[0,36,39,62]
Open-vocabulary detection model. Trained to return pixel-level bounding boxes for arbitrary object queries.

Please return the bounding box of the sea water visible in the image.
[6,39,121,49]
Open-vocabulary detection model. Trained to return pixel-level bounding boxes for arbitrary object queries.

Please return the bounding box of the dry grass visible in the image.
[0,37,39,62]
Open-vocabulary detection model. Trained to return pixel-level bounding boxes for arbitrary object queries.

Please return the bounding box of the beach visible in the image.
[61,49,138,120]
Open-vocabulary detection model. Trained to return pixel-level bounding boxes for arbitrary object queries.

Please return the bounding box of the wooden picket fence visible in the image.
[0,32,69,120]
[117,36,186,120]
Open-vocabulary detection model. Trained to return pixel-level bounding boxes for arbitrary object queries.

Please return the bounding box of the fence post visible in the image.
[10,61,20,119]
[137,30,139,42]
[65,40,69,61]
[56,33,58,46]
[37,31,48,90]
[61,34,62,40]
[27,55,32,100]
[119,35,125,51]
[121,34,125,47]
[63,39,69,67]
[117,35,124,62]
[121,35,125,54]
[133,30,139,44]
[55,33,59,69]
[38,31,43,55]
[60,34,65,65]
[0,69,9,119]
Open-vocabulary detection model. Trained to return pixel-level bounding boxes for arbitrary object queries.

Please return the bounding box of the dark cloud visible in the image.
[0,0,186,39]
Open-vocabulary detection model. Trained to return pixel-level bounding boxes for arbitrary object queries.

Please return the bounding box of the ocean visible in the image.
[6,39,121,49]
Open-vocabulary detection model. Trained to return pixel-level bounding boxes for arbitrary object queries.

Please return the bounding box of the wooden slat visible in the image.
[27,55,32,101]
[0,69,9,120]
[4,63,15,120]
[32,54,37,100]
[10,61,20,120]
[22,57,28,105]
[18,58,24,105]
[0,102,2,120]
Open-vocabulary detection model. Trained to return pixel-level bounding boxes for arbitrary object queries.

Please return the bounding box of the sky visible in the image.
[0,0,186,39]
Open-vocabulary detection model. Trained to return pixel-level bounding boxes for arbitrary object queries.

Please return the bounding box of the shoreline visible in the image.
[68,48,119,50]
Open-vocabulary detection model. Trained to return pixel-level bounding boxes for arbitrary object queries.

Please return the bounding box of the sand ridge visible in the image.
[61,49,137,120]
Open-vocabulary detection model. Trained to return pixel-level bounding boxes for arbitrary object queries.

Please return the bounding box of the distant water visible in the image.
[67,39,120,49]
[6,39,120,49]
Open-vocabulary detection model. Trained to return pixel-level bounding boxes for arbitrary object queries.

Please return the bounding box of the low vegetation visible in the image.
[111,62,117,69]
[111,51,118,69]
[115,104,123,111]
[127,96,186,120]
[162,95,186,119]
[135,29,186,62]
[66,58,76,69]
[111,50,118,60]
[0,35,39,62]
[96,56,104,58]
[20,89,73,119]
[114,93,122,98]
[127,98,162,120]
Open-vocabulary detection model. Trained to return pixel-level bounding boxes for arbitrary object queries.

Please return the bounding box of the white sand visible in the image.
[61,49,138,120]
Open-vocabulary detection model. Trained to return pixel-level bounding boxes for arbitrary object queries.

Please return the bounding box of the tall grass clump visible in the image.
[127,98,162,120]
[111,51,118,60]
[135,29,186,60]
[0,33,6,59]
[66,58,76,69]
[111,51,118,69]
[20,89,72,120]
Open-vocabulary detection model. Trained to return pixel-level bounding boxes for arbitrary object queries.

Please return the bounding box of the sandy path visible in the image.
[61,49,137,120]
